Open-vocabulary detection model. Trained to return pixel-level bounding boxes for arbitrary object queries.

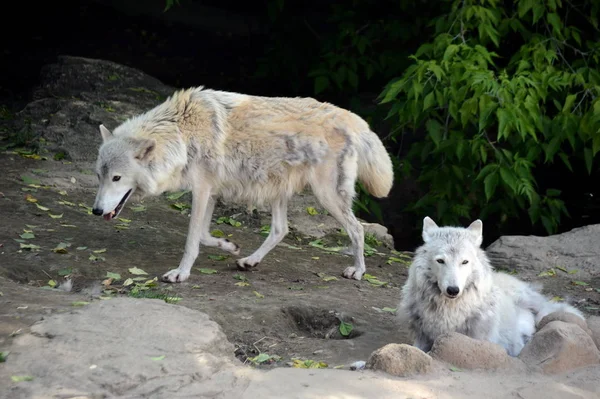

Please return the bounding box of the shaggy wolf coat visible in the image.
[398,217,584,356]
[92,87,394,282]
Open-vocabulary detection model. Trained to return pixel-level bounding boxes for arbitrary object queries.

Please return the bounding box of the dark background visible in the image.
[1,0,598,250]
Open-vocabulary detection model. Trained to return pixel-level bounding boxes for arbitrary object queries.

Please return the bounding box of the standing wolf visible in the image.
[398,216,584,356]
[91,86,394,282]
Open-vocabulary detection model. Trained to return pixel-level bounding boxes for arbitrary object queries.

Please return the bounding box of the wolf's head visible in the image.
[92,125,156,220]
[420,216,485,299]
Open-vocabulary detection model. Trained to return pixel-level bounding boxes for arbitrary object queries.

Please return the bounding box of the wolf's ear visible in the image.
[99,125,113,142]
[131,138,156,162]
[422,216,438,242]
[467,219,483,246]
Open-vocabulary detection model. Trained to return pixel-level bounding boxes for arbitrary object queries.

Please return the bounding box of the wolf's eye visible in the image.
[462,260,469,264]
[112,175,121,182]
[436,259,445,264]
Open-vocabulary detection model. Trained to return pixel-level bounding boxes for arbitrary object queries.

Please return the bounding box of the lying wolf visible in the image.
[91,87,394,282]
[398,216,584,356]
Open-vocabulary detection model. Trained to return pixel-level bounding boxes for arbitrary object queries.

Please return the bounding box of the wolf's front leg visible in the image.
[237,197,288,270]
[162,183,213,283]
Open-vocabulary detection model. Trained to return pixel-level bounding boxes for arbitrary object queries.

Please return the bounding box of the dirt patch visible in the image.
[0,150,599,372]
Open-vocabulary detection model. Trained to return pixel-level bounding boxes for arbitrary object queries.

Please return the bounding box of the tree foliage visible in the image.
[380,0,600,234]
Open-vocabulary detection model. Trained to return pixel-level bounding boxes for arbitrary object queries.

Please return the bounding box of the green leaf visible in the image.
[306,207,319,216]
[35,203,50,212]
[20,232,34,239]
[151,355,166,361]
[426,119,443,147]
[130,205,146,212]
[166,190,189,200]
[106,272,121,281]
[211,229,225,238]
[72,301,90,307]
[499,168,518,193]
[443,44,459,61]
[11,375,34,382]
[0,351,9,362]
[484,171,499,201]
[423,92,436,111]
[251,353,271,364]
[21,175,41,185]
[128,267,148,275]
[198,268,218,274]
[339,321,354,337]
[58,267,72,276]
[572,280,589,286]
[547,13,562,37]
[496,108,511,140]
[518,0,534,17]
[52,242,69,254]
[562,94,576,113]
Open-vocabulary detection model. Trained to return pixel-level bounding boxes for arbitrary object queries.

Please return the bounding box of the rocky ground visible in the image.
[1,56,600,398]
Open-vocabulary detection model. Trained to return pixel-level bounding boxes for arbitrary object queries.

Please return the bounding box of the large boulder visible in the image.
[0,298,244,398]
[485,224,600,279]
[518,320,600,374]
[429,332,526,371]
[587,316,600,350]
[10,55,174,162]
[537,311,593,338]
[366,343,432,377]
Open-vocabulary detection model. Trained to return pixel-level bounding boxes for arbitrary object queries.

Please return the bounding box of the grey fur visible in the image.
[398,216,585,357]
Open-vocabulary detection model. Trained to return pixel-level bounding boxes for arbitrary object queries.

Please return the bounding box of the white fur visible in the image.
[92,87,395,282]
[398,216,585,357]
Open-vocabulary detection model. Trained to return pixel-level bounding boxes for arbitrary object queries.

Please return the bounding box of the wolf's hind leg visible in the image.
[310,159,366,280]
[236,197,288,270]
[199,197,240,255]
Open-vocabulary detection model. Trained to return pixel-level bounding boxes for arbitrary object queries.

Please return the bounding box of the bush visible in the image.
[380,0,600,234]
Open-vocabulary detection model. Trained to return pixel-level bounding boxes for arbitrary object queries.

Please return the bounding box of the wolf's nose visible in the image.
[92,207,103,216]
[446,286,459,296]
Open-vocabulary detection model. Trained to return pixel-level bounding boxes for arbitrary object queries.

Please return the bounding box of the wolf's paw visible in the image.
[236,257,259,271]
[161,268,190,283]
[342,266,364,281]
[219,238,241,255]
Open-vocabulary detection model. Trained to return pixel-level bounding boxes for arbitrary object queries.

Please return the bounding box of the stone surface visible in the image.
[586,316,600,350]
[0,298,243,399]
[537,311,593,337]
[429,332,526,371]
[366,343,432,377]
[2,294,600,399]
[519,320,600,374]
[485,224,600,279]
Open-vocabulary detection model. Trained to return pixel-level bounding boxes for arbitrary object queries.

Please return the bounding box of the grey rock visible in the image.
[366,343,432,377]
[486,224,600,279]
[519,320,600,374]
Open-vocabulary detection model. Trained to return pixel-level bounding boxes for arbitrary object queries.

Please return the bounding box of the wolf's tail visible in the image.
[518,282,585,325]
[356,131,394,198]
